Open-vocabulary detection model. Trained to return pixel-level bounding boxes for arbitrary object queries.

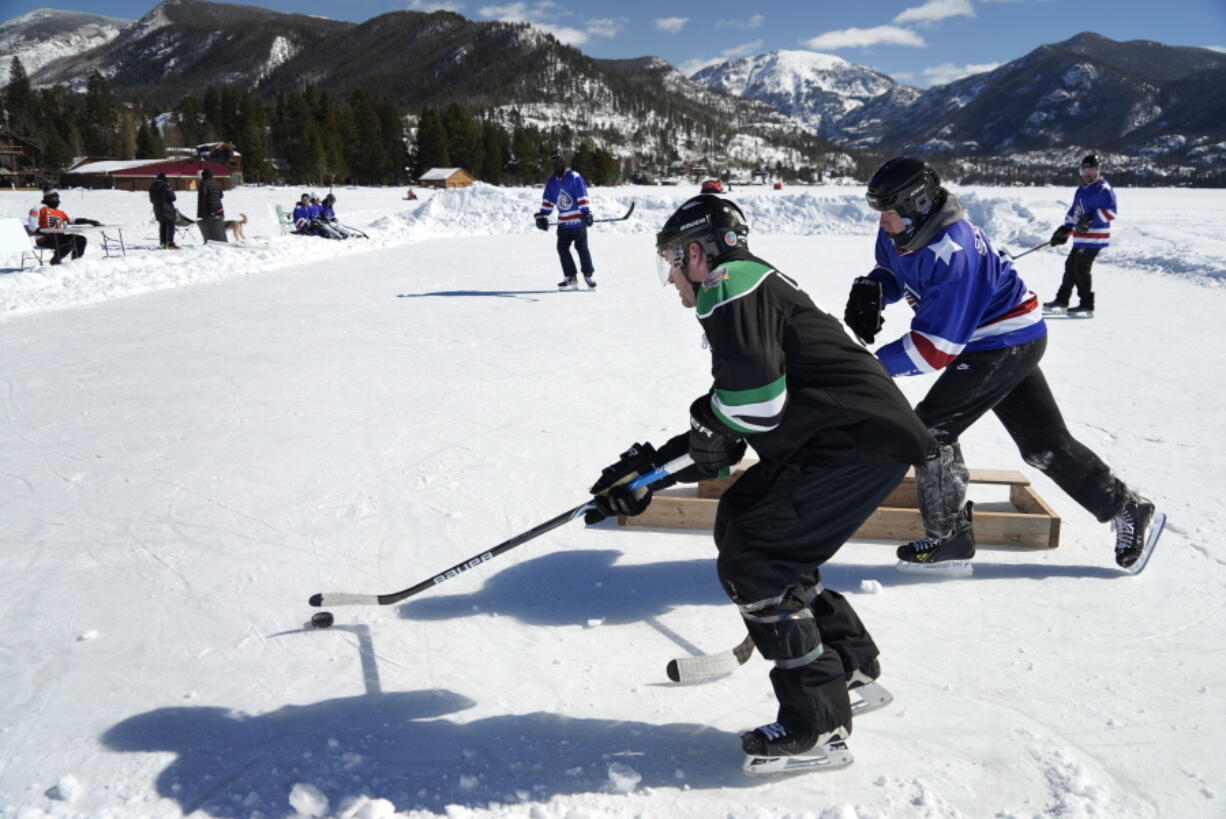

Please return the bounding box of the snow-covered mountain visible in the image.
[0,8,130,85]
[690,49,920,140]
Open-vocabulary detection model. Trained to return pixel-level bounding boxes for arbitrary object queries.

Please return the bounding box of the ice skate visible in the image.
[557,276,578,291]
[846,659,893,716]
[896,502,975,577]
[1042,298,1068,315]
[584,275,597,289]
[741,722,853,776]
[1113,495,1166,574]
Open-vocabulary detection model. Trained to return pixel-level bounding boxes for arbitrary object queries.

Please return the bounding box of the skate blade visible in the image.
[895,559,973,577]
[1042,307,1066,316]
[850,680,893,716]
[1127,511,1167,575]
[743,741,854,776]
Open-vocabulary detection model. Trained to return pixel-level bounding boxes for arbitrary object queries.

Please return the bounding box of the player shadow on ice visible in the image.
[101,687,749,817]
[398,549,728,627]
[397,289,563,300]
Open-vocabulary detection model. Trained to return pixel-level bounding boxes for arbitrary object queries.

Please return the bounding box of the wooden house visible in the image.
[418,167,475,189]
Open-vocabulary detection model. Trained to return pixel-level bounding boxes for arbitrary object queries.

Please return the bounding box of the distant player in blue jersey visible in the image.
[534,146,596,290]
[1043,153,1118,316]
[843,157,1162,573]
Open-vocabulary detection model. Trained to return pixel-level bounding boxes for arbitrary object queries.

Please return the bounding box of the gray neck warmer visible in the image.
[895,192,966,253]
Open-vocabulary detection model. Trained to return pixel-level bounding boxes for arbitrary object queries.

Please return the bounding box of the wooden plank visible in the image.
[1011,484,1062,548]
[623,495,1058,548]
[697,461,1029,500]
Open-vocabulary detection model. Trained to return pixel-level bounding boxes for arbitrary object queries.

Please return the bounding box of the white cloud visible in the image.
[803,26,927,50]
[585,17,626,38]
[407,0,464,10]
[894,0,975,25]
[921,60,1001,85]
[478,2,588,45]
[890,71,916,82]
[655,17,689,34]
[1206,45,1226,53]
[715,14,765,29]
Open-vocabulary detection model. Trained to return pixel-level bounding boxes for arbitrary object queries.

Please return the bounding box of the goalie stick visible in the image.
[308,452,691,608]
[543,200,635,227]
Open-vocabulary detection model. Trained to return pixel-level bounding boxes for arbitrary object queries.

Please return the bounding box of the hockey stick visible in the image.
[337,223,369,239]
[666,632,755,682]
[308,452,693,608]
[1008,240,1051,260]
[543,200,635,227]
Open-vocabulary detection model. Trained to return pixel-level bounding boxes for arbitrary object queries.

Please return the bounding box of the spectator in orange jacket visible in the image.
[26,189,100,264]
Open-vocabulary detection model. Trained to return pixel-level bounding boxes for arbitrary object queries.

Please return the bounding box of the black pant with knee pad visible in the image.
[715,460,908,735]
[914,335,1130,530]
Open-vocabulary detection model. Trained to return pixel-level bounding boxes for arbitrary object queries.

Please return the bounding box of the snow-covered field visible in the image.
[0,182,1223,819]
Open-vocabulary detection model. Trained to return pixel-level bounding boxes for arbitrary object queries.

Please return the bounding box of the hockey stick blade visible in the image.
[666,633,755,682]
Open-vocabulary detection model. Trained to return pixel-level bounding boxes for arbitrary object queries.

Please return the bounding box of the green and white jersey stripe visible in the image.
[695,259,775,319]
[713,374,788,434]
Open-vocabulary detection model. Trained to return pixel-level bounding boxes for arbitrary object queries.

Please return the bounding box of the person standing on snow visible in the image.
[1043,153,1117,317]
[843,156,1162,575]
[534,147,596,291]
[588,194,935,771]
[149,172,180,250]
[196,167,226,243]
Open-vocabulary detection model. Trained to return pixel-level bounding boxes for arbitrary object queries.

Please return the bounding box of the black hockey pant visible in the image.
[556,226,594,277]
[714,460,908,735]
[37,233,86,263]
[1054,247,1100,308]
[913,335,1130,538]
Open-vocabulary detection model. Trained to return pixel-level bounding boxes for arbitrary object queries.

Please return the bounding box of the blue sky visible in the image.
[8,0,1226,87]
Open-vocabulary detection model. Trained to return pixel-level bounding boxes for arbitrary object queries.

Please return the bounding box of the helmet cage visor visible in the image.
[656,243,685,286]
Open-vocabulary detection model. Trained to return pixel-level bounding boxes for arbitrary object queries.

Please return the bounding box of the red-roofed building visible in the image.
[64,158,236,191]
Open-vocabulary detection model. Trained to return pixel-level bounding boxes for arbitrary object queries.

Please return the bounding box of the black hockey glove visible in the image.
[1050,225,1072,246]
[844,276,885,344]
[1075,215,1092,233]
[586,442,661,524]
[74,218,102,227]
[535,214,549,231]
[581,211,594,227]
[688,396,747,479]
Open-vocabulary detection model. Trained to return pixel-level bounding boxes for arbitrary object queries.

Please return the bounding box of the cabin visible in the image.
[418,167,475,189]
[0,128,41,190]
[63,158,236,191]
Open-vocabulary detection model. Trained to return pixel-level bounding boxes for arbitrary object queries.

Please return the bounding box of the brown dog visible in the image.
[224,213,248,240]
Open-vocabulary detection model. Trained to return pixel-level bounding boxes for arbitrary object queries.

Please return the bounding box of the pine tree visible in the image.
[414,108,449,177]
[4,56,36,137]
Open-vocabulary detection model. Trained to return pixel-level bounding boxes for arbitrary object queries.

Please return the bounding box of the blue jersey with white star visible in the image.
[867,219,1046,377]
[538,170,590,228]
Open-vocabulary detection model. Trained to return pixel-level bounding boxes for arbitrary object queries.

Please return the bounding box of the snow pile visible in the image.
[3,184,1223,323]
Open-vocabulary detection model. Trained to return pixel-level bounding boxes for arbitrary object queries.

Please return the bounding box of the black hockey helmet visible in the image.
[866,156,946,245]
[655,194,749,284]
[548,146,564,160]
[41,188,60,207]
[1080,153,1100,169]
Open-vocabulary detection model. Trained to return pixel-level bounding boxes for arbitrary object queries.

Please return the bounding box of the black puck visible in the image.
[311,611,334,629]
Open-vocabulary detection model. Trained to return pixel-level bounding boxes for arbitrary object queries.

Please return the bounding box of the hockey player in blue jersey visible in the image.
[534,147,596,290]
[844,157,1163,574]
[1043,153,1118,316]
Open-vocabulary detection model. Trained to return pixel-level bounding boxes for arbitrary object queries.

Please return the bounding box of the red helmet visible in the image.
[700,179,724,194]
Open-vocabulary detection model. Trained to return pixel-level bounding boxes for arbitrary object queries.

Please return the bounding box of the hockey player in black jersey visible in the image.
[586,194,936,772]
